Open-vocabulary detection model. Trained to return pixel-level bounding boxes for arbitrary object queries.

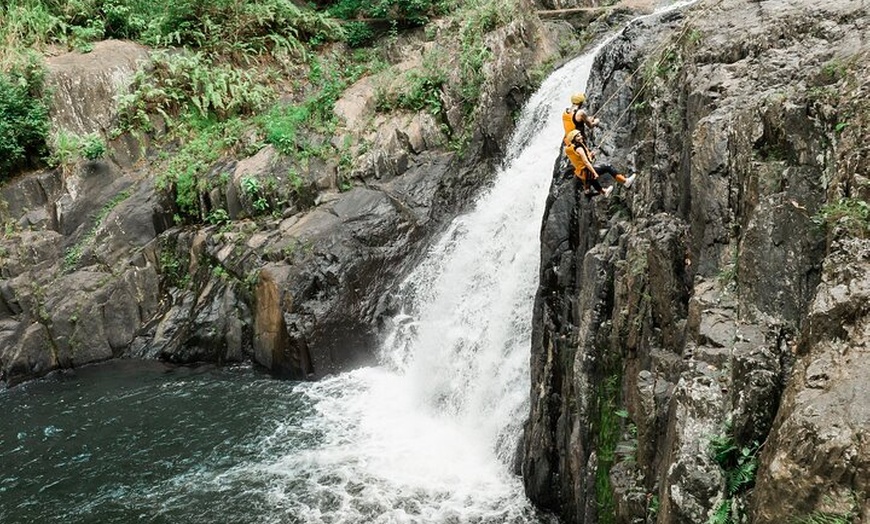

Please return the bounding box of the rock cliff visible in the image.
[521,0,868,522]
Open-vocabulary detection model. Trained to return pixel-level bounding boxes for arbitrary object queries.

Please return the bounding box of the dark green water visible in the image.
[0,360,312,524]
[0,360,544,524]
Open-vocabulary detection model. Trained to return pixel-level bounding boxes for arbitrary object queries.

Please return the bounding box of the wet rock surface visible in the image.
[522,0,869,522]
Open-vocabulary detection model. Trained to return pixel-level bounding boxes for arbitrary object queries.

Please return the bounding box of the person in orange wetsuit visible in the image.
[562,92,599,146]
[564,129,637,198]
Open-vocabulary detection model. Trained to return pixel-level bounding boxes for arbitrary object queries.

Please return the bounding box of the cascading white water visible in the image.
[241,45,613,522]
[142,5,699,523]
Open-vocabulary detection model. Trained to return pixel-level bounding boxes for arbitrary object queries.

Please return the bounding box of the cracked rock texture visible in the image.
[521,0,868,522]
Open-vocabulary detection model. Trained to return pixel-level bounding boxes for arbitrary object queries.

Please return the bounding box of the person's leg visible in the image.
[588,177,604,194]
[594,163,636,187]
[594,163,623,180]
[575,175,597,199]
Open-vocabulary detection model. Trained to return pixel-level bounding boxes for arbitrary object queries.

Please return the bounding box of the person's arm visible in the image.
[574,109,599,128]
[578,147,599,179]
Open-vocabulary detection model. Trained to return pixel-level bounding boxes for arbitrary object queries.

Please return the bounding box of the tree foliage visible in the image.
[0,55,49,178]
[1,0,343,58]
[326,0,451,25]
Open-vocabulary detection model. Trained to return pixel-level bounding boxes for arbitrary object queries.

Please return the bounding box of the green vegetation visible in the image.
[595,374,623,524]
[813,197,870,238]
[158,241,190,288]
[456,0,515,112]
[342,21,375,48]
[241,176,270,214]
[136,48,379,221]
[2,0,513,224]
[116,50,275,133]
[1,0,341,61]
[0,53,49,177]
[647,494,661,521]
[1,0,342,185]
[371,0,517,141]
[375,50,446,115]
[717,244,739,289]
[789,492,859,524]
[158,117,247,219]
[47,129,107,168]
[791,511,855,524]
[820,59,847,83]
[707,426,760,524]
[211,264,229,279]
[63,189,131,271]
[206,207,230,225]
[80,132,107,160]
[327,0,453,27]
[257,52,373,157]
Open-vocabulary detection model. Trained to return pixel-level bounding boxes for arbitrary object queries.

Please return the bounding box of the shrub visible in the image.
[343,21,375,48]
[0,55,50,177]
[0,3,66,54]
[116,50,275,133]
[157,117,247,220]
[328,0,451,25]
[813,198,870,238]
[80,133,107,160]
[3,0,342,60]
[456,0,517,112]
[47,130,107,167]
[260,104,311,155]
[258,53,370,156]
[47,129,82,168]
[134,0,342,54]
[399,69,445,113]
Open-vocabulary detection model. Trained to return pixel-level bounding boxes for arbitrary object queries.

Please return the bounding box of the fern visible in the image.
[709,499,733,524]
[725,445,758,495]
[710,432,738,466]
[790,492,859,524]
[792,514,853,524]
[707,428,760,524]
[813,198,870,238]
[116,50,274,133]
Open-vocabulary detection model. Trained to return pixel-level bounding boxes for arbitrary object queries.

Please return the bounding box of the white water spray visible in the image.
[250,45,612,522]
[147,4,700,522]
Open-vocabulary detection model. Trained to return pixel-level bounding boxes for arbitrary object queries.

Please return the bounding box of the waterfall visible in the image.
[0,6,715,524]
[234,47,613,523]
[376,45,612,465]
[144,5,698,522]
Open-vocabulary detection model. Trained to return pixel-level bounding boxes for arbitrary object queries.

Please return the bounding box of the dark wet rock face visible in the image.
[522,0,868,522]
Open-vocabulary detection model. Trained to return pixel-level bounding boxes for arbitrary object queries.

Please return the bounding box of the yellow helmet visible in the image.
[571,92,586,105]
[566,129,582,143]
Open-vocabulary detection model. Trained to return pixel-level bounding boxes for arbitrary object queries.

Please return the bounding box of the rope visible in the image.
[586,0,730,153]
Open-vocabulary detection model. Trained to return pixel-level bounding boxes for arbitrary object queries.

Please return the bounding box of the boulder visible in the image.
[45,39,149,137]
